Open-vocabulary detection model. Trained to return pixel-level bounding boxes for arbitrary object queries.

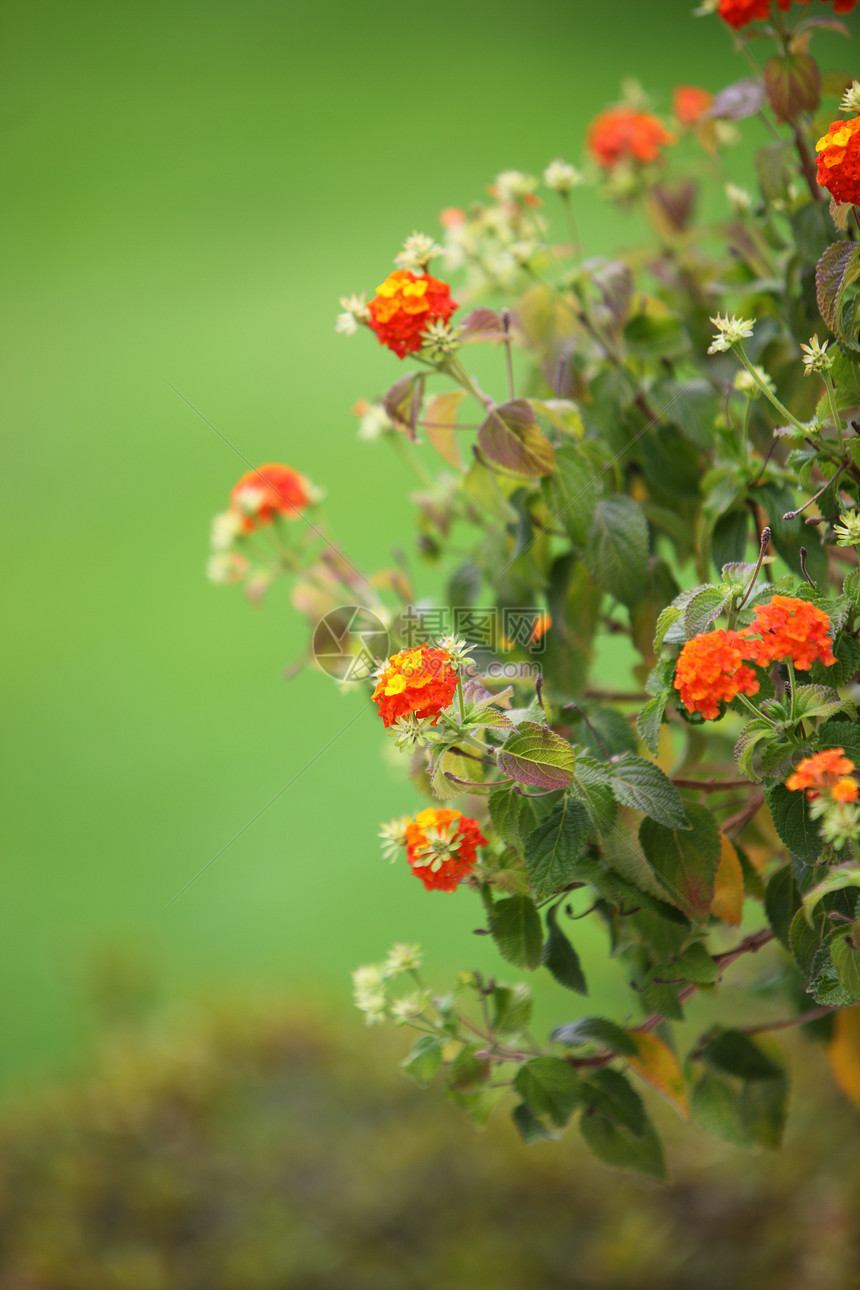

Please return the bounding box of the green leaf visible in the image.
[512,1101,557,1144]
[672,941,720,985]
[811,633,860,688]
[578,1109,667,1181]
[608,754,690,829]
[550,1016,638,1056]
[638,803,721,918]
[790,905,832,979]
[583,1067,649,1135]
[490,982,533,1035]
[808,936,855,1006]
[734,717,777,782]
[816,240,860,350]
[543,902,588,994]
[654,603,683,651]
[584,495,650,608]
[478,399,555,478]
[447,1043,490,1093]
[401,1035,444,1085]
[764,51,821,122]
[765,783,823,865]
[623,311,689,361]
[570,757,617,839]
[691,1066,788,1150]
[765,865,800,949]
[637,694,669,756]
[497,722,576,791]
[698,1028,784,1080]
[569,706,637,760]
[487,896,543,970]
[448,1086,507,1128]
[802,863,860,927]
[683,585,732,638]
[514,1058,582,1127]
[383,371,425,438]
[523,798,590,900]
[819,717,860,759]
[542,443,599,545]
[488,786,545,850]
[831,934,860,1000]
[792,684,849,723]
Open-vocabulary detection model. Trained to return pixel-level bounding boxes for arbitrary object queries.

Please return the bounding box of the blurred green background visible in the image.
[2,0,857,1097]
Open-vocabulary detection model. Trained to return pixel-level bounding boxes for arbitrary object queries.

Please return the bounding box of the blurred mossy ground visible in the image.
[0,998,858,1290]
[3,0,858,1095]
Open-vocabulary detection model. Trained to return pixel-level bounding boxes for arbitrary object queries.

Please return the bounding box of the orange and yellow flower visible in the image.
[816,117,860,206]
[674,629,760,720]
[404,807,487,892]
[743,596,836,671]
[372,645,458,728]
[230,463,312,531]
[786,747,858,801]
[674,86,714,129]
[587,108,675,169]
[367,270,458,359]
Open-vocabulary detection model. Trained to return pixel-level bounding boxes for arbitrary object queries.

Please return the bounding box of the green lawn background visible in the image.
[2,0,854,1093]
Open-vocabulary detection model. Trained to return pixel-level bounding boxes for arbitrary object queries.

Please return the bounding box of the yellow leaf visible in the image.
[711,834,744,926]
[627,1031,689,1119]
[828,1006,860,1107]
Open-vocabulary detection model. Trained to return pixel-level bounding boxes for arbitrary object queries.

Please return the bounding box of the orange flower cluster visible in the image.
[372,645,458,728]
[674,86,713,128]
[717,0,770,29]
[404,807,487,892]
[719,0,856,27]
[786,747,859,802]
[674,629,760,720]
[367,271,458,359]
[587,108,675,169]
[230,463,312,531]
[744,595,837,670]
[674,596,837,721]
[816,117,860,206]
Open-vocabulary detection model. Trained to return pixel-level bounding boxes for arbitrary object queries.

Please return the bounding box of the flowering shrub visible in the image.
[210,6,860,1178]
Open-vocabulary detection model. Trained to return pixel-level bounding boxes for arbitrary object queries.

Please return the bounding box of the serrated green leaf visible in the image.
[734,717,775,782]
[638,803,721,918]
[487,896,543,970]
[765,783,823,865]
[809,936,855,1006]
[523,798,591,900]
[609,754,690,829]
[673,941,720,985]
[637,693,669,756]
[683,585,731,638]
[765,865,800,949]
[447,1042,491,1093]
[490,982,533,1035]
[793,684,850,723]
[570,758,617,839]
[832,934,860,1000]
[543,901,588,994]
[511,1101,557,1143]
[698,1028,784,1080]
[578,1109,667,1181]
[585,495,650,608]
[654,604,682,651]
[498,722,576,790]
[802,863,860,926]
[817,240,860,347]
[401,1035,444,1085]
[514,1057,582,1127]
[542,443,599,545]
[478,399,555,477]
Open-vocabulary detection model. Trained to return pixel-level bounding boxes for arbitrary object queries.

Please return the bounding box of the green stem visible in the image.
[786,658,798,726]
[736,690,778,727]
[734,344,807,434]
[741,396,752,472]
[823,367,847,456]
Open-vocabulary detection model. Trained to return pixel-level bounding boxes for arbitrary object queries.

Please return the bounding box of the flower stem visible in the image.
[823,367,847,456]
[734,344,807,433]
